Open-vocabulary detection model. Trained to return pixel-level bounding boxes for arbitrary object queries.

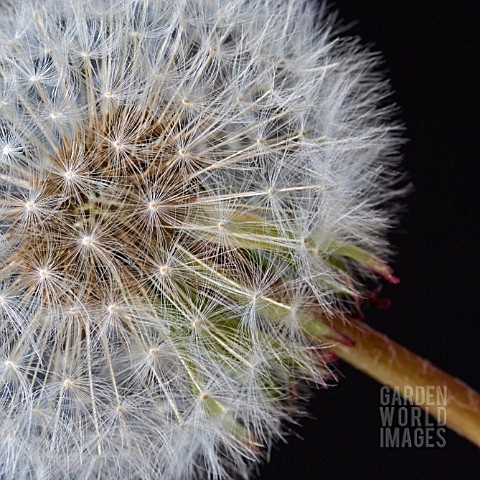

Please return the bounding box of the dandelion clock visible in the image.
[0,1,478,479]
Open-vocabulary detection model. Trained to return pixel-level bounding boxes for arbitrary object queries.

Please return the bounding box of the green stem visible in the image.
[311,314,480,447]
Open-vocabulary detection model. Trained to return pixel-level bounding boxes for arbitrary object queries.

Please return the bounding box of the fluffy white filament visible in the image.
[0,0,402,478]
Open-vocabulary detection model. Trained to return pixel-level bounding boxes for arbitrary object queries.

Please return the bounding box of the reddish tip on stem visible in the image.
[370,259,400,284]
[313,348,338,363]
[328,329,356,348]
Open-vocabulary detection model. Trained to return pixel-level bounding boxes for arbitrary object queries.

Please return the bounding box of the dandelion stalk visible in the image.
[311,314,480,447]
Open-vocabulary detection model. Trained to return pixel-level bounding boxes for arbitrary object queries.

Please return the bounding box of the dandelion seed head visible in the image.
[0,0,403,478]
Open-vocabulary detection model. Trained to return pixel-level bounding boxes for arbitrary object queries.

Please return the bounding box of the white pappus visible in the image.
[0,0,403,478]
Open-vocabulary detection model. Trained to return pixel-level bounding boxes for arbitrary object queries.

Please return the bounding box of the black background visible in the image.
[261,1,479,478]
